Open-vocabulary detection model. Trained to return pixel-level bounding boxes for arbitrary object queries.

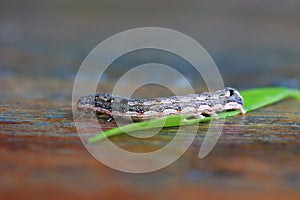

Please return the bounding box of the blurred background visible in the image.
[0,0,299,98]
[0,0,300,199]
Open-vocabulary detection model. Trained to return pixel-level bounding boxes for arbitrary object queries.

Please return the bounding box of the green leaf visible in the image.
[87,87,300,143]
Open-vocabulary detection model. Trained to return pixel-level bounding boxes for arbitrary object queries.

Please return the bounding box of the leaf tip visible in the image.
[87,135,105,144]
[292,89,300,100]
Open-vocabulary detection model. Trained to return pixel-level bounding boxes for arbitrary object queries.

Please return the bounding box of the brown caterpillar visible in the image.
[77,87,246,121]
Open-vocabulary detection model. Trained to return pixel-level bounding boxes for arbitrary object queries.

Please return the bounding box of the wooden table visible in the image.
[0,77,299,200]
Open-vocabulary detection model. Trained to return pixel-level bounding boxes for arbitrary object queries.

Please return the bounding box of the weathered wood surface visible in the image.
[0,77,299,199]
